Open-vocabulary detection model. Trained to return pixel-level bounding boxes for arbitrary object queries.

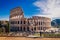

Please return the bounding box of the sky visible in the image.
[0,0,60,20]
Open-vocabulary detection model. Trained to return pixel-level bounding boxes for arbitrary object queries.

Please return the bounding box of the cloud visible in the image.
[33,0,60,19]
[0,15,9,21]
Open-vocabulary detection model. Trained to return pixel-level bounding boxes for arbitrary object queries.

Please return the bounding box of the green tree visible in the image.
[5,21,10,33]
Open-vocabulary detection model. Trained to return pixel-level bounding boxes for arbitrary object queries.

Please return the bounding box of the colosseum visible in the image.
[9,7,51,34]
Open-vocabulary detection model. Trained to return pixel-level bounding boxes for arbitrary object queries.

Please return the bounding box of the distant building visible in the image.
[9,7,51,33]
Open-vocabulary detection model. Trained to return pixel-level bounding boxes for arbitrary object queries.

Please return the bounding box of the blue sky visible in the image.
[0,0,42,20]
[0,0,60,20]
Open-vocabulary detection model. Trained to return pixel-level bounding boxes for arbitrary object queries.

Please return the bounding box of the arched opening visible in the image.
[20,26,22,32]
[23,27,26,31]
[34,27,36,31]
[27,27,30,32]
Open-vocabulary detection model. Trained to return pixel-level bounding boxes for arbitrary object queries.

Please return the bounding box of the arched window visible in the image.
[18,21,19,24]
[20,26,22,31]
[39,22,40,25]
[40,27,42,30]
[41,22,42,25]
[20,21,22,24]
[34,27,36,31]
[27,27,30,31]
[24,21,25,24]
[23,27,25,31]
[28,21,30,25]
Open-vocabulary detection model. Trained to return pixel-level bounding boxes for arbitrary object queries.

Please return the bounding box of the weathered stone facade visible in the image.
[9,7,51,33]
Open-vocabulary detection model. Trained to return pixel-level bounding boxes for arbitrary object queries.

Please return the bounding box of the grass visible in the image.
[44,33,60,38]
[33,33,44,37]
[33,33,40,37]
[33,33,60,38]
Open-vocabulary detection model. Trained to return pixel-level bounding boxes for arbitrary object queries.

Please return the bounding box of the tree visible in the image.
[5,21,10,33]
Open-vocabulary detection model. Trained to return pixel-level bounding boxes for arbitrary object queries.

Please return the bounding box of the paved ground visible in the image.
[0,37,60,40]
